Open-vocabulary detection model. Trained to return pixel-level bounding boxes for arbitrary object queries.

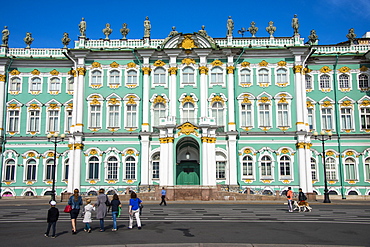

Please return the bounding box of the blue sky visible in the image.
[1,0,369,48]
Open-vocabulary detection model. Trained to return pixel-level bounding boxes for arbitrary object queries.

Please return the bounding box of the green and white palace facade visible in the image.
[0,22,370,198]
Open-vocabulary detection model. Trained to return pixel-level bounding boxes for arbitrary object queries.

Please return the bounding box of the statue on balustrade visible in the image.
[292,14,299,36]
[24,32,34,48]
[2,26,9,47]
[144,16,151,38]
[265,21,276,37]
[346,28,356,45]
[79,18,87,38]
[226,16,234,37]
[168,26,178,37]
[61,32,71,48]
[120,23,130,39]
[308,29,318,45]
[103,23,113,40]
[247,22,258,37]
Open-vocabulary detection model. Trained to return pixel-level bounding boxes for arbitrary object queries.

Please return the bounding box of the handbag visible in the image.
[64,205,72,213]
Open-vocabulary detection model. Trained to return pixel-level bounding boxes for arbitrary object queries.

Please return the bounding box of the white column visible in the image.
[228,133,238,184]
[201,138,209,185]
[227,65,236,131]
[167,138,174,186]
[67,141,75,193]
[141,67,150,132]
[74,67,85,132]
[207,138,216,186]
[199,66,208,118]
[168,66,177,118]
[0,66,7,137]
[140,133,150,185]
[73,144,83,191]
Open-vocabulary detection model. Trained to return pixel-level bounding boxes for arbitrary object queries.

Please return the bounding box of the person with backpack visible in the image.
[95,188,110,232]
[128,191,142,230]
[298,188,308,205]
[286,187,294,213]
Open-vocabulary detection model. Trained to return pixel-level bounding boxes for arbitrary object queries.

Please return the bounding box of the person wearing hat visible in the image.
[45,200,59,238]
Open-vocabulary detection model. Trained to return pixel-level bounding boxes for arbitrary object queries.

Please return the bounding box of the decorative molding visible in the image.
[153,95,167,105]
[182,58,196,65]
[258,97,270,103]
[142,67,151,75]
[110,61,119,68]
[178,122,198,136]
[360,65,368,72]
[240,61,250,67]
[108,98,120,105]
[178,35,197,49]
[199,66,208,75]
[10,69,21,75]
[338,66,350,73]
[127,62,137,68]
[182,95,195,104]
[31,69,40,75]
[211,60,223,67]
[0,74,5,81]
[340,100,352,107]
[322,101,332,107]
[226,66,235,74]
[211,95,224,104]
[293,65,303,73]
[259,60,268,67]
[91,62,101,68]
[168,67,177,75]
[50,69,59,76]
[154,60,166,67]
[320,66,332,73]
[77,67,86,76]
[277,61,287,67]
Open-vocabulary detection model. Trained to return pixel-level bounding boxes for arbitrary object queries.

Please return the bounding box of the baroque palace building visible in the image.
[0,17,370,198]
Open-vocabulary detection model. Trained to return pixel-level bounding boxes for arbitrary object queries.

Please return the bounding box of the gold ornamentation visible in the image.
[182,95,195,104]
[178,122,198,136]
[211,60,223,67]
[261,127,270,131]
[77,67,86,76]
[244,149,251,154]
[107,180,117,184]
[261,179,272,184]
[142,67,151,75]
[50,69,59,76]
[29,104,40,110]
[293,65,303,73]
[259,60,268,67]
[340,100,352,107]
[347,180,356,184]
[360,65,368,72]
[168,67,178,75]
[31,69,40,75]
[91,62,101,68]
[153,95,167,105]
[68,69,76,77]
[338,66,350,73]
[0,74,5,81]
[110,61,119,68]
[241,61,250,67]
[346,151,354,156]
[127,62,137,68]
[211,95,224,104]
[360,100,370,106]
[258,97,270,103]
[242,95,251,104]
[277,61,287,67]
[244,179,252,183]
[154,60,166,67]
[282,179,291,184]
[328,180,336,185]
[226,66,235,74]
[10,69,20,75]
[90,149,97,155]
[201,137,216,143]
[276,82,288,87]
[326,151,334,156]
[182,58,196,65]
[306,101,314,108]
[303,67,312,75]
[179,35,197,49]
[296,142,306,149]
[320,66,332,73]
[199,66,208,75]
[8,104,20,110]
[127,96,137,105]
[126,179,134,184]
[108,98,120,105]
[48,103,59,110]
[281,148,289,154]
[278,97,287,104]
[322,101,332,107]
[89,180,97,184]
[126,149,134,155]
[243,127,252,131]
[240,83,252,87]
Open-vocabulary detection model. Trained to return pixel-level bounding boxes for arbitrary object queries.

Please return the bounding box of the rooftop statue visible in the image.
[199,25,214,42]
[24,32,34,48]
[292,14,299,36]
[308,29,318,45]
[265,21,276,37]
[120,23,130,39]
[1,26,9,47]
[346,28,356,45]
[168,26,178,37]
[79,17,86,38]
[227,16,234,37]
[144,16,151,38]
[102,23,113,40]
[61,32,71,48]
[247,22,258,37]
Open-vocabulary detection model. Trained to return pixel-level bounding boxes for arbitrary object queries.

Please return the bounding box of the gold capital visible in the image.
[77,67,86,76]
[168,67,178,75]
[226,66,235,74]
[199,66,208,75]
[293,65,303,73]
[142,67,151,75]
[0,74,5,81]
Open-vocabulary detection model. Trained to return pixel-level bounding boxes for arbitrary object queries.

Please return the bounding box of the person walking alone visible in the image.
[68,189,83,234]
[286,187,294,212]
[110,194,121,231]
[44,200,59,238]
[159,187,167,206]
[128,192,142,229]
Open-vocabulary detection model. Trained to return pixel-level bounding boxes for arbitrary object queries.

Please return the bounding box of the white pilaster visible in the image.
[140,133,150,185]
[227,133,238,184]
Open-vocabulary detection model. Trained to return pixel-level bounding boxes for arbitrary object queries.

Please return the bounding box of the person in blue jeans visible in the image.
[68,189,83,234]
[44,200,59,238]
[128,192,142,229]
[110,194,121,231]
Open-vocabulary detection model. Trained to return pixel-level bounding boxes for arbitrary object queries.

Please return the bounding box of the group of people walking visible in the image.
[44,188,143,238]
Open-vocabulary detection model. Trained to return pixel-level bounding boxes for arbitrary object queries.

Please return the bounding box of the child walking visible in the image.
[44,200,59,238]
[110,194,121,231]
[83,199,95,233]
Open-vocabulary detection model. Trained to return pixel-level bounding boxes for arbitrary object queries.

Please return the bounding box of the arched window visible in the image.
[26,159,37,180]
[45,159,55,180]
[183,67,195,84]
[258,69,269,84]
[240,69,251,84]
[10,77,21,91]
[242,155,253,176]
[109,70,120,85]
[91,70,102,86]
[5,159,16,181]
[279,156,291,177]
[358,74,369,88]
[345,157,356,180]
[339,74,349,88]
[211,101,224,126]
[365,158,370,181]
[154,68,166,84]
[276,68,287,84]
[211,67,223,84]
[127,70,137,86]
[183,102,195,122]
[261,156,272,176]
[64,158,69,180]
[152,153,160,179]
[241,102,252,127]
[67,77,74,91]
[50,77,61,91]
[125,156,136,180]
[311,158,317,180]
[107,157,118,180]
[326,157,337,180]
[88,156,99,180]
[31,77,42,91]
[320,74,330,89]
[305,75,312,89]
[153,103,166,126]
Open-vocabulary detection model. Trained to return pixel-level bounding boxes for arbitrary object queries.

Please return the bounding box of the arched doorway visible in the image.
[176,137,200,185]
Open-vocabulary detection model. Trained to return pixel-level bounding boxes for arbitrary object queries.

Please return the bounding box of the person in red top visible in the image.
[286,187,294,212]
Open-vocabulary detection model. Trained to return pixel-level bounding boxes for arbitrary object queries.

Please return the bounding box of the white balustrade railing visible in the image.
[314,44,370,54]
[7,48,65,57]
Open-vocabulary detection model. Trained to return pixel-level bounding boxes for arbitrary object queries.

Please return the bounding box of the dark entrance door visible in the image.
[176,162,200,185]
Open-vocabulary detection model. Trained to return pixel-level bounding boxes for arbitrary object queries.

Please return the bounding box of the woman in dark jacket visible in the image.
[110,194,121,231]
[68,188,83,234]
[95,188,110,232]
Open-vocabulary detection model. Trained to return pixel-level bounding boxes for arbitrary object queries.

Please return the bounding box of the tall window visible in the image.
[339,74,350,88]
[90,105,101,128]
[311,158,317,180]
[64,159,69,180]
[28,109,40,132]
[305,75,312,89]
[279,156,291,177]
[31,77,42,91]
[50,77,61,91]
[153,103,166,126]
[326,157,337,180]
[341,107,353,130]
[258,69,269,84]
[360,106,370,130]
[308,108,314,130]
[365,158,370,181]
[276,68,287,84]
[67,77,74,91]
[242,155,253,176]
[210,67,223,84]
[126,104,137,128]
[5,159,15,181]
[277,103,289,127]
[261,156,272,176]
[109,70,120,85]
[183,67,195,84]
[358,74,369,88]
[127,70,137,86]
[48,109,59,132]
[45,159,55,180]
[26,159,37,180]
[241,103,252,127]
[8,109,20,132]
[320,75,330,89]
[125,157,136,180]
[88,156,99,180]
[183,102,195,122]
[216,161,226,179]
[345,157,356,180]
[107,157,118,180]
[211,102,224,126]
[10,77,21,91]
[240,69,251,84]
[91,70,102,86]
[152,153,160,179]
[259,103,271,127]
[321,107,333,130]
[154,68,166,84]
[108,105,120,128]
[65,109,72,132]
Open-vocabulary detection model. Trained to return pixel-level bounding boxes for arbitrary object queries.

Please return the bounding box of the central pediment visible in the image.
[161,33,216,49]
